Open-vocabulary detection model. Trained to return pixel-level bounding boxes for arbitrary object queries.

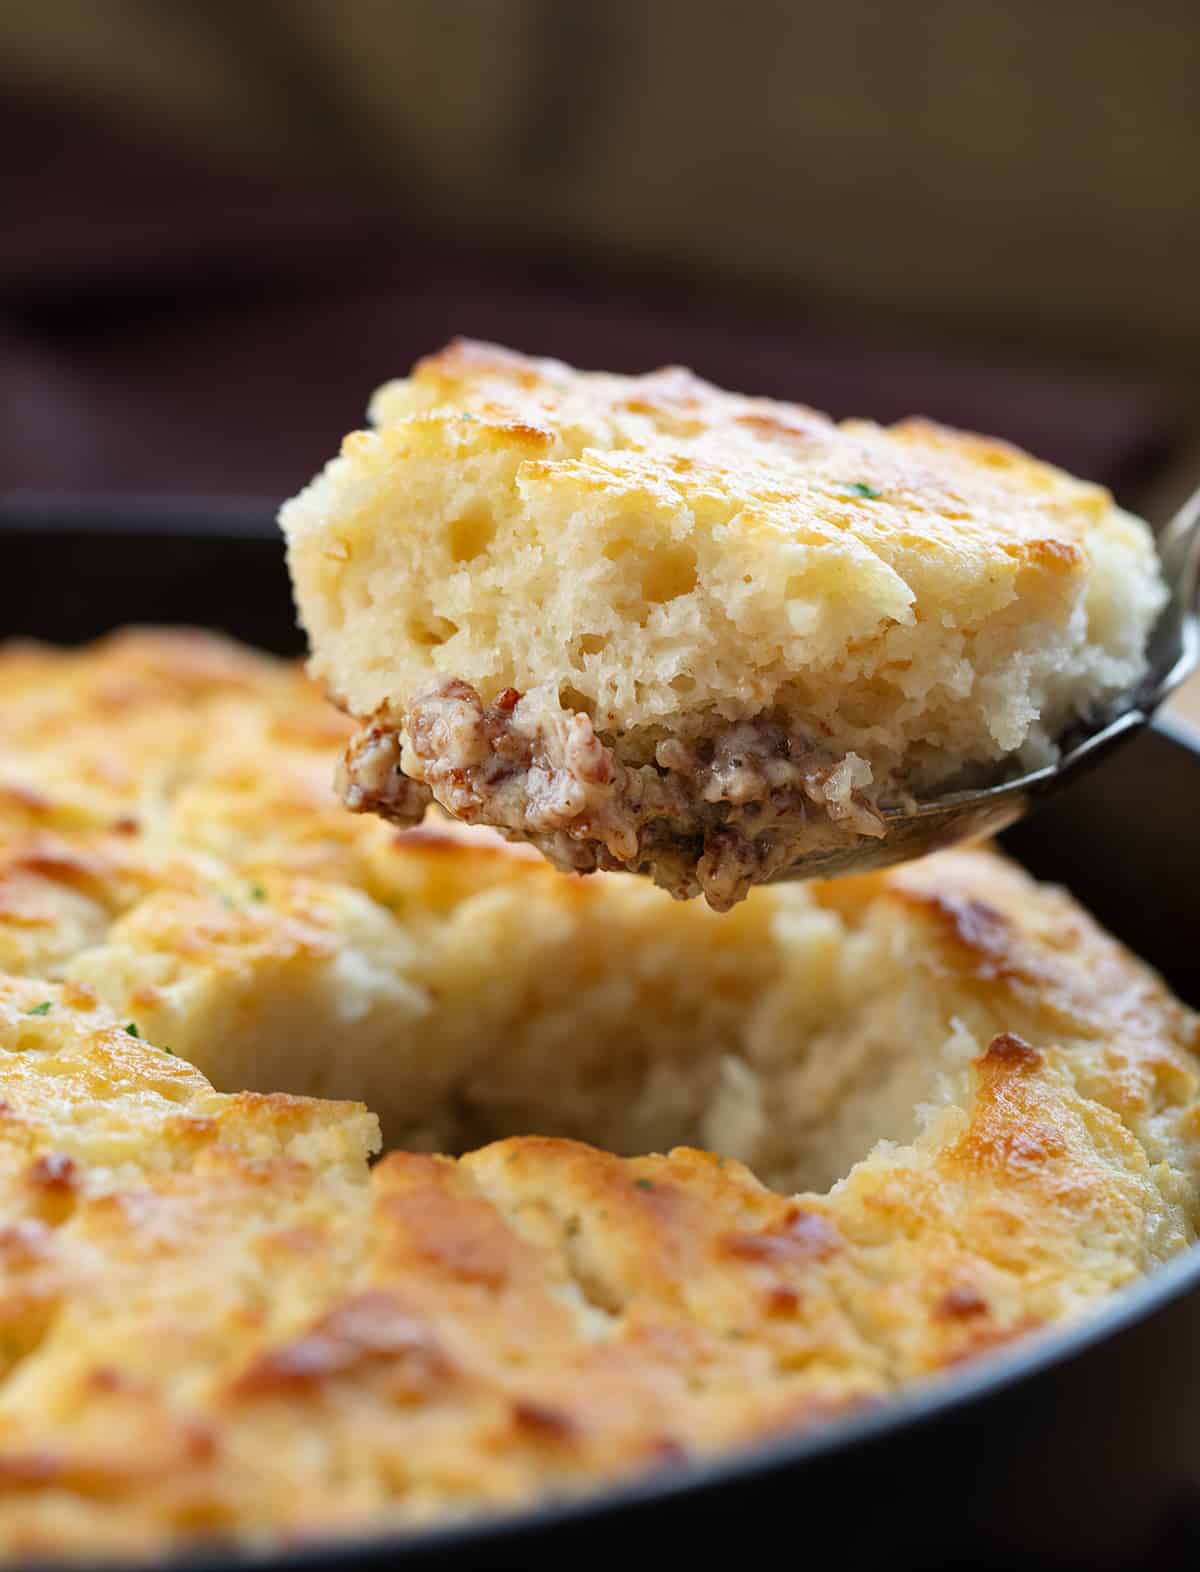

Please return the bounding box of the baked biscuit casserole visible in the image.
[283,341,1166,907]
[0,629,1197,1559]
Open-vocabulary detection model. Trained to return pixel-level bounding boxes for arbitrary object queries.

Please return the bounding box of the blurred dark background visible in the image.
[1,0,1198,712]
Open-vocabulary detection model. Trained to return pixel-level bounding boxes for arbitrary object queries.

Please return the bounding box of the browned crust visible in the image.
[0,631,1194,1557]
[395,341,1103,580]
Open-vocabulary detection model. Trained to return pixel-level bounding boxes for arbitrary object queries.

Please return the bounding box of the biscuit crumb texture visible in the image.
[0,629,1196,1559]
[283,341,1165,904]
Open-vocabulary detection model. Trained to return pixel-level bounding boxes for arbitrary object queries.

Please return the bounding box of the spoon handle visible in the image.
[1159,484,1200,611]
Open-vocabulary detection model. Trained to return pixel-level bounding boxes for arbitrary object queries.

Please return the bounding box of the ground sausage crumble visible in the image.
[338,680,886,910]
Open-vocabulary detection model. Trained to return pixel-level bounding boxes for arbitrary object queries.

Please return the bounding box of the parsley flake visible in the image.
[26,1001,52,1017]
[250,884,267,901]
[844,481,881,499]
[162,1045,176,1057]
[124,1022,140,1039]
[635,1177,655,1192]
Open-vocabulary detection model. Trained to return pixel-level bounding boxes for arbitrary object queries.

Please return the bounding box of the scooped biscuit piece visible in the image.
[282,340,1166,907]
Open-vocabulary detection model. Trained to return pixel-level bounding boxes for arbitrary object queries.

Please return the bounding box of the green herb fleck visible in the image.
[250,884,267,901]
[26,1001,52,1017]
[565,1216,581,1238]
[844,481,881,499]
[725,1327,747,1341]
[162,1045,176,1057]
[459,411,477,423]
[124,1022,140,1039]
[635,1177,655,1192]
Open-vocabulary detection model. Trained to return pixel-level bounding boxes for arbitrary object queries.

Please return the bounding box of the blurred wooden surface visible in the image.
[2,0,1199,379]
[0,91,1179,503]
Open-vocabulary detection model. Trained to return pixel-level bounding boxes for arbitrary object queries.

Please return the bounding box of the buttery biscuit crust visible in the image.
[0,630,1196,1558]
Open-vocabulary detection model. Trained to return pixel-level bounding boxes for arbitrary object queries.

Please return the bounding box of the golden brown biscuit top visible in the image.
[0,629,1196,1558]
[367,338,1117,581]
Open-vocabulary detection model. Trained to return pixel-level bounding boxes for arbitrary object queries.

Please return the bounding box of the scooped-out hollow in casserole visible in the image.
[0,630,1197,1558]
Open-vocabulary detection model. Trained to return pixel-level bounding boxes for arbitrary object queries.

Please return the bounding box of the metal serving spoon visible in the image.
[769,485,1200,882]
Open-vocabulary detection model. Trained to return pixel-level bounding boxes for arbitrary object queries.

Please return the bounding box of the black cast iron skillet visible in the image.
[2,497,1199,1572]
